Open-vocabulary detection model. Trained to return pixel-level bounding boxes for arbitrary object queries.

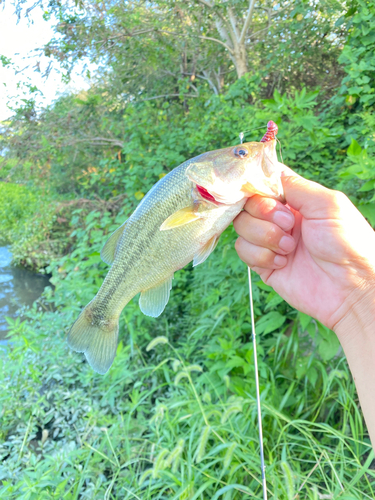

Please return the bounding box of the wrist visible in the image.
[332,281,375,449]
[334,282,375,348]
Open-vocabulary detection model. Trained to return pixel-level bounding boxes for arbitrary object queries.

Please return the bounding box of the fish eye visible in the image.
[234,147,249,158]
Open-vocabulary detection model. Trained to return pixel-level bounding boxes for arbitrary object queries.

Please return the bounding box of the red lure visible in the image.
[196,121,277,202]
[260,120,278,143]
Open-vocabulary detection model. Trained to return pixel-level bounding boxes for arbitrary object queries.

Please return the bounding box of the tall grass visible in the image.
[0,208,373,499]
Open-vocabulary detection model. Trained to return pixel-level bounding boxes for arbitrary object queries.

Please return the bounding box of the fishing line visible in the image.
[276,137,284,164]
[236,126,266,142]
[248,267,267,500]
[239,131,268,500]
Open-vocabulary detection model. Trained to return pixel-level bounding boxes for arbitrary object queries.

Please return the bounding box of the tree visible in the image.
[15,0,347,97]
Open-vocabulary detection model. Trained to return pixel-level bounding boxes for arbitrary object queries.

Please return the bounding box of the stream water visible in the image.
[0,246,50,342]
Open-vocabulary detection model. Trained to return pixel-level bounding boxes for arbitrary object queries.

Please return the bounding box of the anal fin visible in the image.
[193,235,219,267]
[139,275,174,317]
[101,220,128,265]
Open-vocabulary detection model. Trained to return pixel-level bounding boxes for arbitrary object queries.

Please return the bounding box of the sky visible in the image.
[0,2,90,121]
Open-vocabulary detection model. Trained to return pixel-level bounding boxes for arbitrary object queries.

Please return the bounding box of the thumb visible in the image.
[280,169,341,220]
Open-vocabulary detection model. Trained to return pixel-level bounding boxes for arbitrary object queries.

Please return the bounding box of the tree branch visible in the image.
[197,72,219,95]
[159,29,234,54]
[67,137,126,148]
[240,0,257,44]
[134,93,199,103]
[195,0,214,8]
[93,28,156,44]
[227,7,241,42]
[194,0,237,47]
[197,33,234,53]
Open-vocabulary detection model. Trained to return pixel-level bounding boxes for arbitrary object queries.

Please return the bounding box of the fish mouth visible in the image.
[240,174,285,203]
[196,181,285,205]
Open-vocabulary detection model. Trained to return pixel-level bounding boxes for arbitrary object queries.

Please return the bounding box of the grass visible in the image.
[0,282,373,498]
[0,196,373,500]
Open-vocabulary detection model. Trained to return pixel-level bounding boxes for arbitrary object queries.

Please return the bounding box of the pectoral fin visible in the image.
[101,220,128,265]
[139,275,174,317]
[160,202,210,231]
[193,235,219,267]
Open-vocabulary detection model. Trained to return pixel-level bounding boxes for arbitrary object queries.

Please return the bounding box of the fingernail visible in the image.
[273,211,294,230]
[279,235,295,252]
[274,255,287,267]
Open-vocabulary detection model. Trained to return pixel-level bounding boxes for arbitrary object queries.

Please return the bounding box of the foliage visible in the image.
[13,0,348,91]
[338,0,375,108]
[0,183,38,239]
[0,84,348,197]
[1,0,353,191]
[0,181,69,269]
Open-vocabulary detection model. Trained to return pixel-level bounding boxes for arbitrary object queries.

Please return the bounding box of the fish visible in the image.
[68,122,285,374]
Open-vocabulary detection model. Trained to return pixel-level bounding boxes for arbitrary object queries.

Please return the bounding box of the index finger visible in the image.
[244,195,295,231]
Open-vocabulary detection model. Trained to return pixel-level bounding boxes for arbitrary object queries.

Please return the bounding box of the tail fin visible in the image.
[67,307,119,374]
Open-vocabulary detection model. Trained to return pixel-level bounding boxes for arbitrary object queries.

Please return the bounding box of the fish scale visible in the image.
[68,137,284,374]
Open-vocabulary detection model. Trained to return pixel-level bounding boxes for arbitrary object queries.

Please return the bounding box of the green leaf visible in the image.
[347,139,362,156]
[298,312,312,330]
[359,180,375,192]
[358,203,375,226]
[212,484,253,500]
[346,450,375,489]
[255,280,273,292]
[265,291,285,311]
[256,312,286,335]
[296,358,308,379]
[317,323,340,361]
[307,367,318,387]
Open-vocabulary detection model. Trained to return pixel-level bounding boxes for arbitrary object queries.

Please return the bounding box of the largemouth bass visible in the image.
[68,122,284,374]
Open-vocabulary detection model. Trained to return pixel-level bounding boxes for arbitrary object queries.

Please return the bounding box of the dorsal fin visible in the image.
[100,220,128,265]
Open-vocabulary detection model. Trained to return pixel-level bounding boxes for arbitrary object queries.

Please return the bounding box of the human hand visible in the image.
[233,169,375,333]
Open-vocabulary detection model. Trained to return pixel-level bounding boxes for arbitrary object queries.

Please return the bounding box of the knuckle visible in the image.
[255,196,275,215]
[259,248,273,267]
[264,225,278,245]
[332,190,349,206]
[234,236,244,254]
[233,213,244,233]
[235,237,252,266]
[245,195,269,215]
